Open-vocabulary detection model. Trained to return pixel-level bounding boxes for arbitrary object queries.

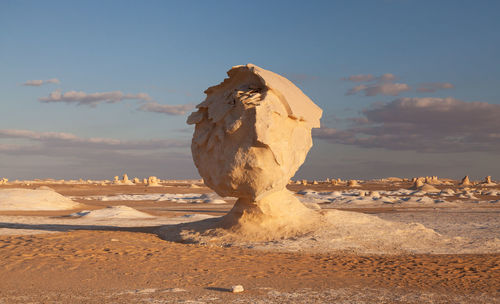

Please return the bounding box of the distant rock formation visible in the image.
[347,180,360,187]
[147,176,160,187]
[121,174,134,185]
[410,179,424,189]
[459,176,471,186]
[481,176,496,186]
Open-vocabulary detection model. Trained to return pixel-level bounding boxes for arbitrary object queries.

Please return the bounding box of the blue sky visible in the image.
[1,1,499,180]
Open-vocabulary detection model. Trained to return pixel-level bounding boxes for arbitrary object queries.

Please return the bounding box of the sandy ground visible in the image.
[0,182,499,303]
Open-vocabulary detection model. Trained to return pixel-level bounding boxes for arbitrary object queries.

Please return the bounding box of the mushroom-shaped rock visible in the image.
[186,64,322,239]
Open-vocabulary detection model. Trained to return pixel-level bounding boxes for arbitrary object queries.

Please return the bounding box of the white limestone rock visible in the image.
[459,175,472,186]
[187,64,321,201]
[0,188,81,211]
[147,176,160,187]
[231,285,244,293]
[186,64,322,238]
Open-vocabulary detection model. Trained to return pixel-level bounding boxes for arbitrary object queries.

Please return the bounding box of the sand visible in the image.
[0,181,498,303]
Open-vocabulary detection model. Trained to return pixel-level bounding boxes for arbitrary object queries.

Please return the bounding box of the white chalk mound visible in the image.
[70,205,155,219]
[0,188,81,211]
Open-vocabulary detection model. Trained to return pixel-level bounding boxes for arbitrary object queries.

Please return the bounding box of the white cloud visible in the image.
[345,84,367,95]
[314,97,500,152]
[378,73,396,82]
[342,74,374,82]
[344,73,409,96]
[138,102,194,116]
[342,73,395,83]
[38,90,152,106]
[0,129,188,150]
[0,129,196,179]
[346,82,411,96]
[417,82,454,93]
[23,78,61,86]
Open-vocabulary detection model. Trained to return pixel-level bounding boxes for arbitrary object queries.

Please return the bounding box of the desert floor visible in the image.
[0,181,498,303]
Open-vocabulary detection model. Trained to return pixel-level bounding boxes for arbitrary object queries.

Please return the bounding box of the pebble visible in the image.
[231,285,244,293]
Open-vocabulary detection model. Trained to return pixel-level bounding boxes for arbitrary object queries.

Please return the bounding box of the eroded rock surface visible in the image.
[186,64,322,238]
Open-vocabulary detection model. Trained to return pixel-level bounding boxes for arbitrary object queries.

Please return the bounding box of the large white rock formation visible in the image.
[186,64,322,238]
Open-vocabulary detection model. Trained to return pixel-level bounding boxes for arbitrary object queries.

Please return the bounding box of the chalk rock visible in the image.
[347,180,360,187]
[410,179,424,190]
[187,64,322,238]
[231,285,244,293]
[122,174,134,185]
[147,176,160,187]
[188,64,321,201]
[0,188,81,211]
[459,176,471,186]
[419,183,440,193]
[481,176,496,186]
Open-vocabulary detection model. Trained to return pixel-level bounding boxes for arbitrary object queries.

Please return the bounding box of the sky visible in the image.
[1,0,499,181]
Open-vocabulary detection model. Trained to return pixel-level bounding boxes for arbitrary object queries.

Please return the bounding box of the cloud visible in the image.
[0,129,197,179]
[23,78,60,86]
[38,89,152,106]
[344,73,408,96]
[342,73,395,83]
[342,74,374,82]
[417,82,454,93]
[0,129,188,150]
[378,73,396,82]
[346,82,411,96]
[345,84,367,95]
[314,97,500,153]
[138,102,194,116]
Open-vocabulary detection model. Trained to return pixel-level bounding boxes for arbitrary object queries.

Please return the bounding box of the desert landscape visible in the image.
[2,2,500,303]
[0,176,498,303]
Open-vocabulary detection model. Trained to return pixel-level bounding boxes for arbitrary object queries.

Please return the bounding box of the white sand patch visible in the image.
[77,193,228,204]
[213,209,499,254]
[0,213,215,236]
[70,206,155,219]
[0,189,81,211]
[296,189,454,207]
[296,189,499,208]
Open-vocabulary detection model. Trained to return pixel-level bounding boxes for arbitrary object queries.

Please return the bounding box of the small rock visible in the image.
[231,285,244,293]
